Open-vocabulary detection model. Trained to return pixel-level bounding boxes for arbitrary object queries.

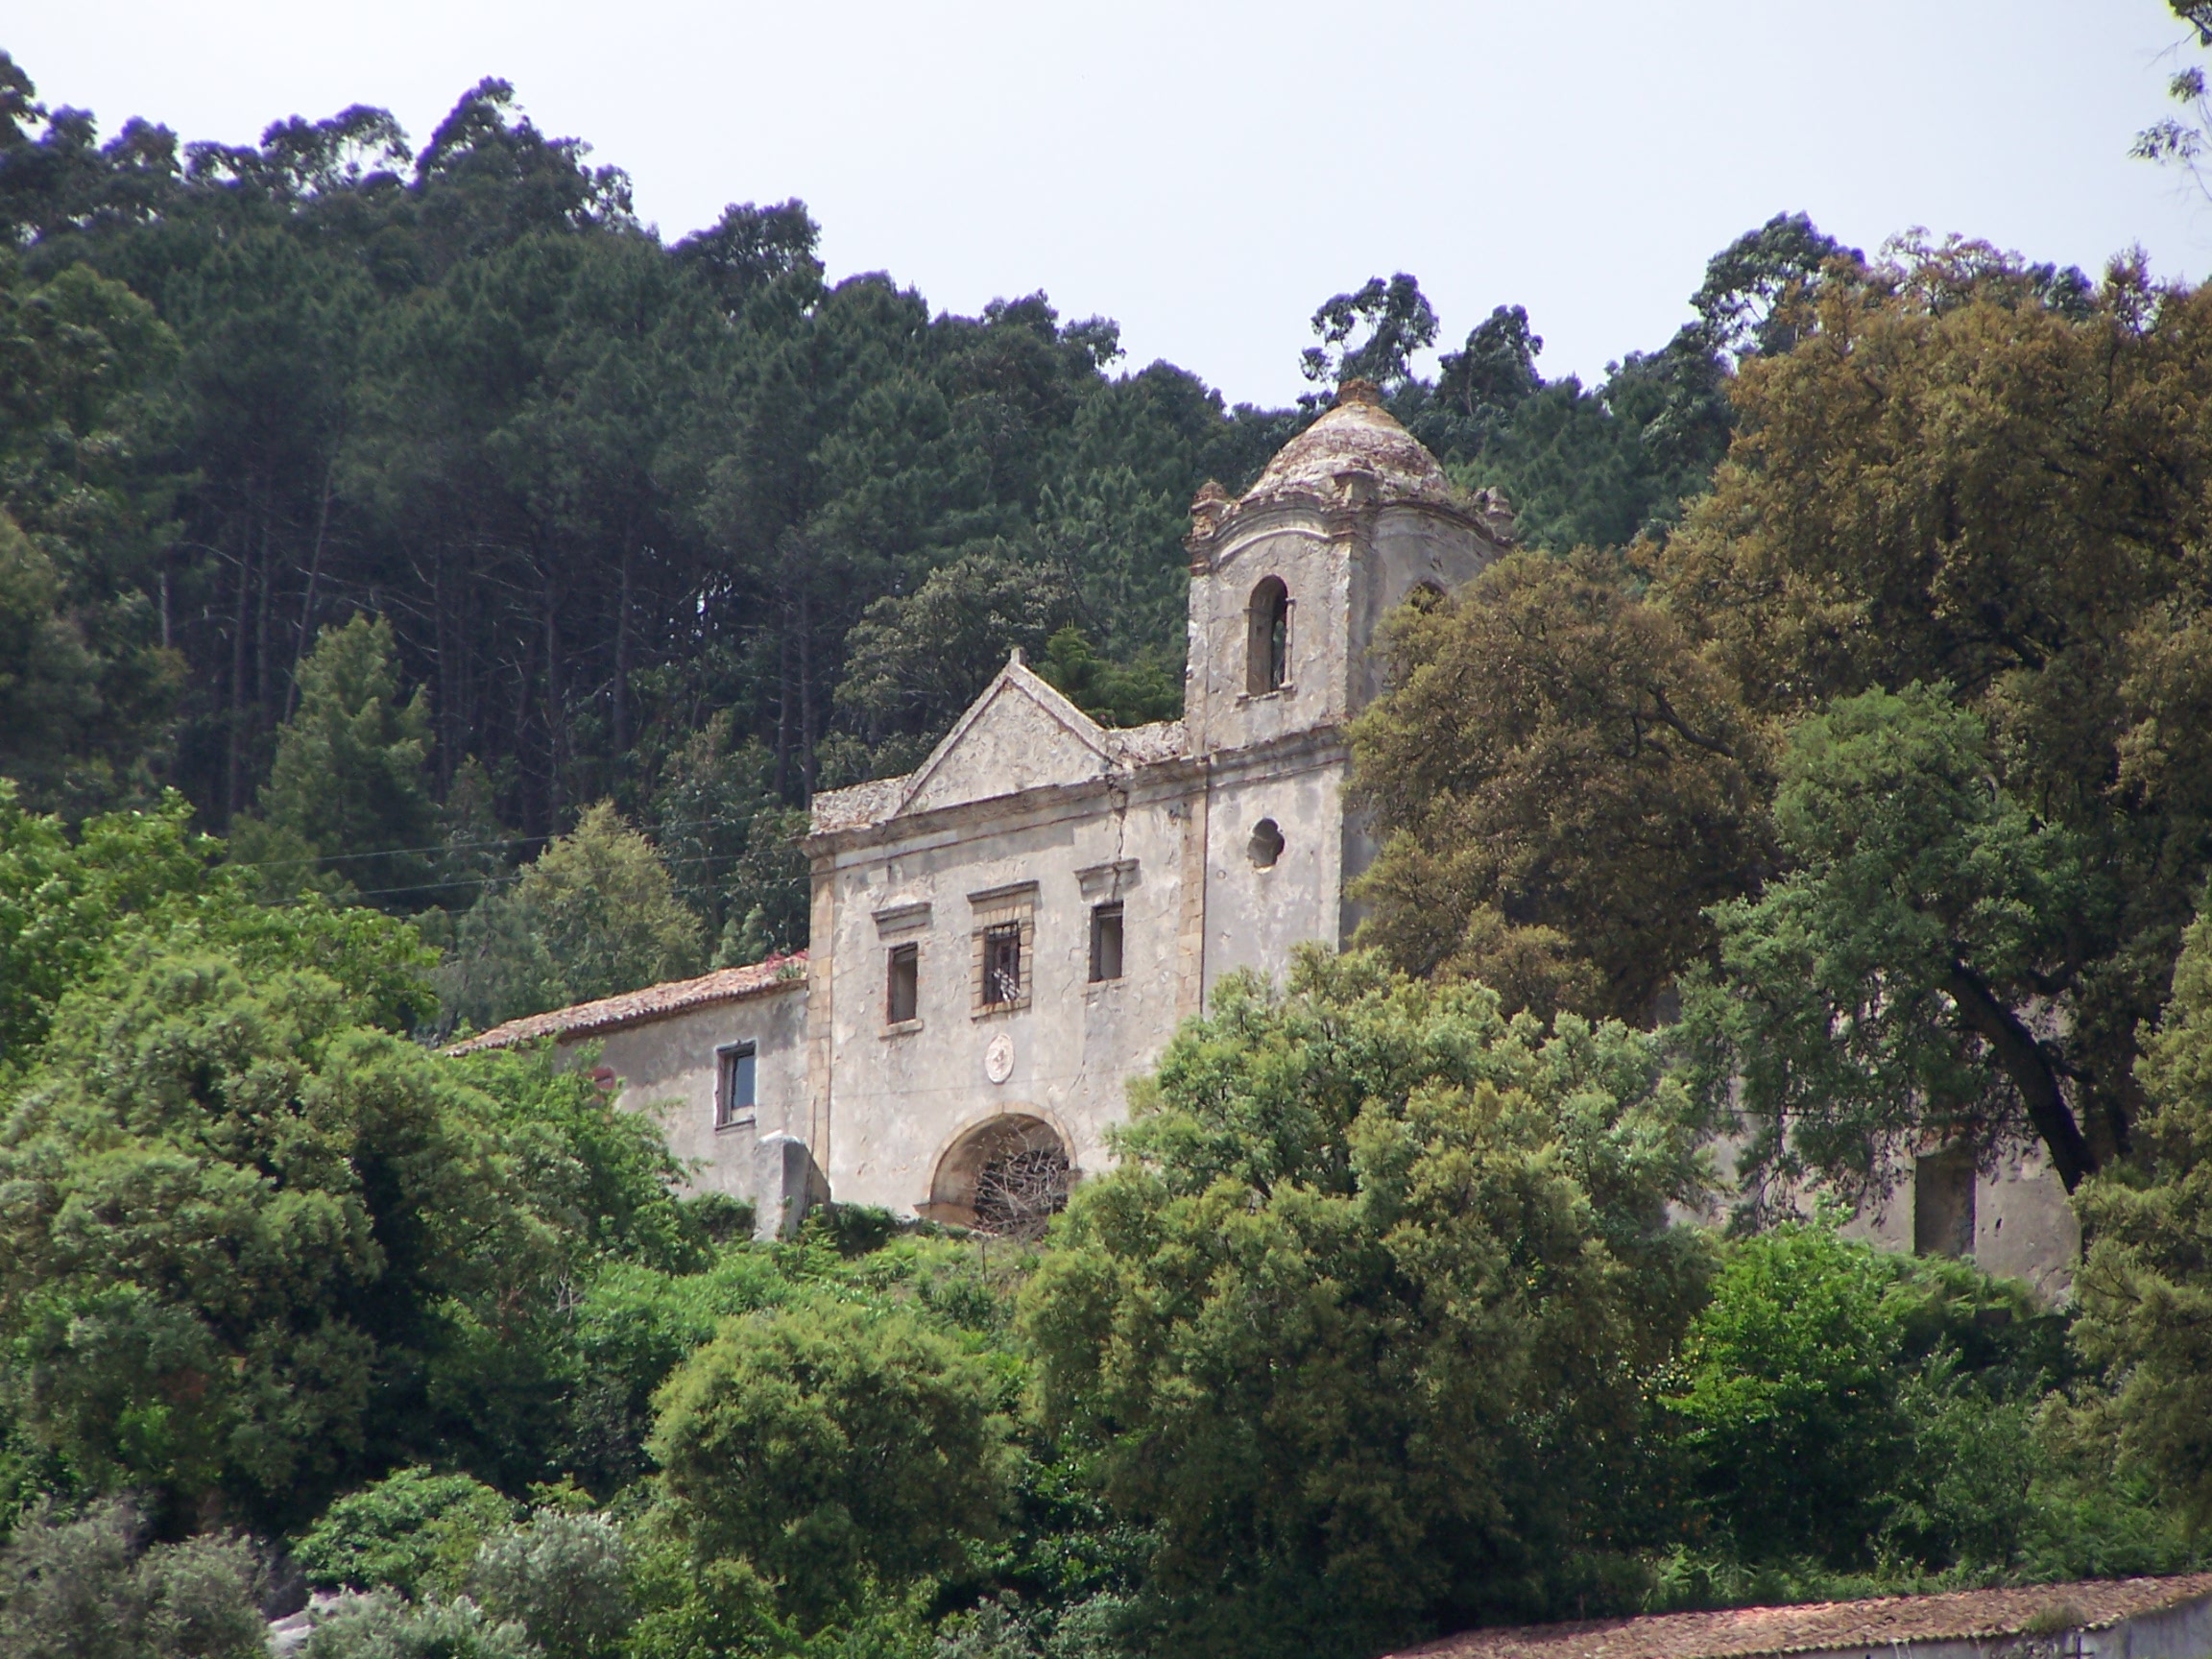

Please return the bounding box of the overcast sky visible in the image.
[10,3,2209,405]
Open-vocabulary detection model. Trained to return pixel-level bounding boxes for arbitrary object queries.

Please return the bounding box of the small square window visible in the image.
[887,943,919,1024]
[1089,902,1124,982]
[982,922,1022,1008]
[715,1043,757,1130]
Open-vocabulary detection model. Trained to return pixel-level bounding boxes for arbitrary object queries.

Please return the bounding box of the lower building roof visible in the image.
[444,952,807,1055]
[1383,1576,2212,1659]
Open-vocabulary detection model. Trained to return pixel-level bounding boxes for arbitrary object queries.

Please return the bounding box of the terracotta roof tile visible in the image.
[810,776,904,833]
[1105,719,1188,767]
[1384,1576,2212,1659]
[1240,381,1461,513]
[445,952,806,1054]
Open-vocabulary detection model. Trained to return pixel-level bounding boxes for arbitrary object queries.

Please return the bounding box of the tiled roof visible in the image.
[445,952,806,1054]
[811,775,905,833]
[1104,718,1188,768]
[1383,1576,2212,1659]
[1241,379,1461,513]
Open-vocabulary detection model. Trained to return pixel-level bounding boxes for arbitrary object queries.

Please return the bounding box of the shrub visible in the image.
[469,1509,631,1659]
[0,1498,266,1659]
[648,1291,1012,1629]
[301,1593,540,1659]
[296,1468,517,1599]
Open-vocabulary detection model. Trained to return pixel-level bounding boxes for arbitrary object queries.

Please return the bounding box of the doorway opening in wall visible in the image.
[1089,902,1124,982]
[715,1043,757,1130]
[926,1115,1071,1238]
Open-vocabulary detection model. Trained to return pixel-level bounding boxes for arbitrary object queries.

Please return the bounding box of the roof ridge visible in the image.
[445,950,808,1054]
[1383,1574,2212,1659]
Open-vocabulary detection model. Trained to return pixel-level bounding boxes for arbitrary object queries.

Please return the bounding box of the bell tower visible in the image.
[1178,379,1511,993]
[1182,378,1506,757]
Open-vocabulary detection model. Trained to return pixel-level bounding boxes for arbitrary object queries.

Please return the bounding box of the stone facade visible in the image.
[457,386,2084,1292]
[793,380,1500,1222]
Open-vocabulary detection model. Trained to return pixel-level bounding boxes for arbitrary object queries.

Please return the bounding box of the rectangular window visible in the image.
[715,1043,757,1130]
[967,882,1036,1017]
[1089,902,1124,982]
[886,943,919,1024]
[982,922,1022,1008]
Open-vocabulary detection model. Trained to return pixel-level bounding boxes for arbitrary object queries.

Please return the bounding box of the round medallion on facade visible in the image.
[984,1031,1015,1085]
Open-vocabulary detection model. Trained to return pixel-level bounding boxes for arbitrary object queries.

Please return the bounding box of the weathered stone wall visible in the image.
[1198,740,1349,994]
[1843,1140,2081,1304]
[581,982,809,1204]
[807,769,1197,1214]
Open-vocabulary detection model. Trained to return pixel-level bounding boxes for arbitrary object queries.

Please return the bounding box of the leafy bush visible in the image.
[301,1593,541,1659]
[1666,1220,2078,1576]
[649,1290,1013,1630]
[0,1499,266,1659]
[1665,1222,1911,1564]
[296,1468,517,1599]
[2075,882,2212,1527]
[469,1509,632,1659]
[1021,949,1713,1658]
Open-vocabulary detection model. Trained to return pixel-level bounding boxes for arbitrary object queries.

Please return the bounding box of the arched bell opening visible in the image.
[924,1114,1072,1238]
[1246,575,1290,694]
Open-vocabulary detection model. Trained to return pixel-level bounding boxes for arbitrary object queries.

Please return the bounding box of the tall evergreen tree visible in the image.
[238,613,436,905]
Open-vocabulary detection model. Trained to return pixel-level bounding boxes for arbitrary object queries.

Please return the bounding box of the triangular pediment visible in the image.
[897,658,1116,816]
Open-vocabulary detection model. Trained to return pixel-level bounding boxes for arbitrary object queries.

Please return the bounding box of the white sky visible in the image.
[11,3,2210,405]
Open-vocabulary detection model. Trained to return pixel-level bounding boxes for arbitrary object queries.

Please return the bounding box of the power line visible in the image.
[217,808,806,875]
[345,850,780,905]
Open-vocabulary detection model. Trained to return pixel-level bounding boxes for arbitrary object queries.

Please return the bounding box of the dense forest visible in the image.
[10,32,2212,1659]
[0,46,1796,1023]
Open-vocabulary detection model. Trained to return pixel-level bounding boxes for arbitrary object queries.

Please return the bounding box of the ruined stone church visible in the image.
[457,384,2080,1295]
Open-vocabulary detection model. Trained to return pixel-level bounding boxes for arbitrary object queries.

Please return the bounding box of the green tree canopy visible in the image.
[648,1291,1012,1631]
[236,613,437,905]
[295,1466,517,1599]
[0,805,702,1531]
[0,1499,267,1659]
[438,802,703,1032]
[0,257,182,814]
[832,547,1079,773]
[1020,950,1712,1659]
[2073,882,2212,1529]
[1349,553,1771,1025]
[0,948,540,1530]
[1681,686,2095,1201]
[0,781,433,1070]
[1300,274,1438,394]
[1665,1219,2068,1578]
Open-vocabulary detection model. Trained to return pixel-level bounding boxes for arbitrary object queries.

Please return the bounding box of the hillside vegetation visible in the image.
[4,46,2212,1659]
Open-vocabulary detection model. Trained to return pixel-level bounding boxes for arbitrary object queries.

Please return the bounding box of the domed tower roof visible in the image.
[1240,378,1457,510]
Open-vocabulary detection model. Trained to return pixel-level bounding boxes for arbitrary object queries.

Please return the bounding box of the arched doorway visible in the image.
[926,1114,1072,1238]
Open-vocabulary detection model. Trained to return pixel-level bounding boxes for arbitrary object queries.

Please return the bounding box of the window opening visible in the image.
[886,943,919,1023]
[1913,1144,1976,1259]
[1090,902,1124,982]
[715,1044,757,1129]
[982,922,1022,1008]
[1247,577,1290,694]
[1248,818,1285,869]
